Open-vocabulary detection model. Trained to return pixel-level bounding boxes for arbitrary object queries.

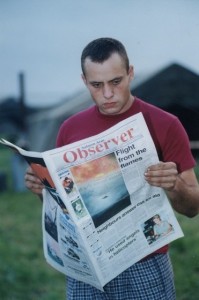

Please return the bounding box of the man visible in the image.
[25,38,199,299]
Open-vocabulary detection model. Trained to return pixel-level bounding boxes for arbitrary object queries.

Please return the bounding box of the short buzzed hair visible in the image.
[81,37,129,76]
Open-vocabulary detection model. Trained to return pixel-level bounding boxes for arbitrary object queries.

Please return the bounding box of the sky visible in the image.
[1,0,199,107]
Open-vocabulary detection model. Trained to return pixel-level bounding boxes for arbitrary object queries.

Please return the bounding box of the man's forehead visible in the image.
[83,54,126,80]
[84,52,124,67]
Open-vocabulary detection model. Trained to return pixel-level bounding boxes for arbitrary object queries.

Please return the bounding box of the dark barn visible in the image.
[132,63,199,154]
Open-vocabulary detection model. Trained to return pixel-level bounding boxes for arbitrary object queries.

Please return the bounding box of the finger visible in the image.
[25,166,43,184]
[26,165,34,175]
[25,180,44,195]
[146,175,177,186]
[145,162,178,178]
[25,173,42,185]
[145,169,178,178]
[150,161,176,170]
[25,178,43,189]
[145,173,177,191]
[24,169,44,195]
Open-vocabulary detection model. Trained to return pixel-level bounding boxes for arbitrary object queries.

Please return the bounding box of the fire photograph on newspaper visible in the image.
[70,152,131,227]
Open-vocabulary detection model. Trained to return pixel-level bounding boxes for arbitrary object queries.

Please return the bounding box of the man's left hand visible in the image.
[144,162,178,191]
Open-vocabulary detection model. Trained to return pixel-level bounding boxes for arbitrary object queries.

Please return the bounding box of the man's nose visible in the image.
[103,84,113,99]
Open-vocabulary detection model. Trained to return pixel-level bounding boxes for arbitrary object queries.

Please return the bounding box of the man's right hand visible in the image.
[24,166,44,196]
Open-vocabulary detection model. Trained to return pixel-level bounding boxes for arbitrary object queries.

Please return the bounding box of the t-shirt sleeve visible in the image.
[161,117,196,173]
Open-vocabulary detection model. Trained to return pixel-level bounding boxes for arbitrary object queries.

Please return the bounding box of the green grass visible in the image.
[0,191,65,300]
[1,148,199,299]
[170,213,199,300]
[0,148,65,299]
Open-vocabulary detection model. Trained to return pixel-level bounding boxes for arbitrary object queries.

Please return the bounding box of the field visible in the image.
[0,148,199,299]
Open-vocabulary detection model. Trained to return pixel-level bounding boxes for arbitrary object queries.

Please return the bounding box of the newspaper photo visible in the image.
[0,112,184,291]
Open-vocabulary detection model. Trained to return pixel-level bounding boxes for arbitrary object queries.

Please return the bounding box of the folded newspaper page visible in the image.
[0,112,184,291]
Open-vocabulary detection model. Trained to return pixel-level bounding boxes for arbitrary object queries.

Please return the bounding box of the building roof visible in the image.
[132,63,199,141]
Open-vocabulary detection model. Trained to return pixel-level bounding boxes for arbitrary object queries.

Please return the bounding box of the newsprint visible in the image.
[1,112,184,291]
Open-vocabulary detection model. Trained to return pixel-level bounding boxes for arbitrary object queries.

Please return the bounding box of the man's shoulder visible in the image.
[136,97,178,123]
[63,105,96,125]
[56,105,97,146]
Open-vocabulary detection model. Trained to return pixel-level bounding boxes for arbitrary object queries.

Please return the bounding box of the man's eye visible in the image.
[112,79,121,85]
[92,83,101,88]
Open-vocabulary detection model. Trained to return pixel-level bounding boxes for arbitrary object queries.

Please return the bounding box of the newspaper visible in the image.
[0,112,184,291]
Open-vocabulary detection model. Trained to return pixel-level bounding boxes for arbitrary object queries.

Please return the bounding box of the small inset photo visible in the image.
[142,213,174,245]
[72,198,87,219]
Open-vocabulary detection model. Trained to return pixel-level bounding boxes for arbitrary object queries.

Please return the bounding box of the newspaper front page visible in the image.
[0,112,184,291]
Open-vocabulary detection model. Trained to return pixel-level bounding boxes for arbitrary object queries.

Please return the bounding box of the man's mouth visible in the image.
[103,102,116,108]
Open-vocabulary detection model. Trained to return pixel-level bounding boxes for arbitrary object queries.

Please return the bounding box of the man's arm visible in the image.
[24,166,44,200]
[144,162,199,218]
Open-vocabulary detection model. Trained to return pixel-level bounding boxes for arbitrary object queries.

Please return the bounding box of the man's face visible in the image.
[82,53,134,115]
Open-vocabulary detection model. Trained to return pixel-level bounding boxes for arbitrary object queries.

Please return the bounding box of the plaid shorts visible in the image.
[66,253,175,300]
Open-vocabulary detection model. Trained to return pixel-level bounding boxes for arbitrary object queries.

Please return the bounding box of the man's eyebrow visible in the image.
[109,76,123,82]
[89,80,102,84]
[89,76,123,84]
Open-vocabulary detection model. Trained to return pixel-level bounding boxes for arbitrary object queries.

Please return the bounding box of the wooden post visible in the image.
[18,72,26,130]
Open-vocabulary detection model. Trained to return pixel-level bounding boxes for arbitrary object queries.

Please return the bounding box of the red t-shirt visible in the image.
[56,97,196,254]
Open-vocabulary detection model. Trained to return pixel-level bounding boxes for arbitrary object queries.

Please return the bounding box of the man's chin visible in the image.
[100,108,120,115]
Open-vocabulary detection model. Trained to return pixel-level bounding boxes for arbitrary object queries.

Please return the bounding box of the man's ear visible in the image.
[128,65,134,81]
